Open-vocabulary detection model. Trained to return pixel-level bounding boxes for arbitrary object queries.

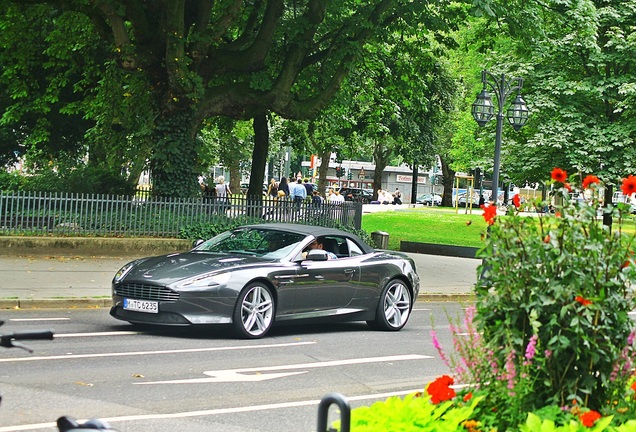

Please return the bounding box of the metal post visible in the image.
[472,70,527,205]
[317,393,350,432]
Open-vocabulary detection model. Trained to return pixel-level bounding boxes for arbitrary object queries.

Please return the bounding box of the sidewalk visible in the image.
[0,251,478,309]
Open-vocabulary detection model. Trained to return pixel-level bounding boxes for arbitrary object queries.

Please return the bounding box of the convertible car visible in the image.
[110,223,420,338]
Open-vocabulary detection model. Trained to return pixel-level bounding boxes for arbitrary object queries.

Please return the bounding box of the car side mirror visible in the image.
[192,239,204,249]
[305,249,329,261]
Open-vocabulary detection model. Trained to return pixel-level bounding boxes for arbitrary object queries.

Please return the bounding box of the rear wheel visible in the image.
[367,279,412,331]
[232,283,275,339]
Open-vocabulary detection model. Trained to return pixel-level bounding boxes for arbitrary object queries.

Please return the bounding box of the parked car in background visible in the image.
[339,187,373,204]
[456,192,480,207]
[613,191,636,214]
[417,193,442,206]
[110,223,419,338]
[240,183,267,195]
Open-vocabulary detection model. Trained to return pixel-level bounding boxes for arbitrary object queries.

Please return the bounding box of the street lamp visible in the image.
[471,70,529,204]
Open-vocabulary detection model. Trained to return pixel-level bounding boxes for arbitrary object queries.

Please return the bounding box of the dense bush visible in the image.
[0,166,136,195]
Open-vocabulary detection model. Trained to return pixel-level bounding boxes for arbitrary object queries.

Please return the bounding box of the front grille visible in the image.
[115,283,180,302]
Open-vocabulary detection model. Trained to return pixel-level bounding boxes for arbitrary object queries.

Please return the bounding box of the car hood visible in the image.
[120,252,276,285]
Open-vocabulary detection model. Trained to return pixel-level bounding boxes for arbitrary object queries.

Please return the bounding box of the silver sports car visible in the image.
[110,223,420,338]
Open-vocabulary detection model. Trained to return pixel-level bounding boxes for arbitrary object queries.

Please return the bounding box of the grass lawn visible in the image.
[362,206,636,250]
[362,207,489,250]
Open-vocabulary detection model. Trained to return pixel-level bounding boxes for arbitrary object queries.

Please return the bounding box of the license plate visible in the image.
[123,298,158,314]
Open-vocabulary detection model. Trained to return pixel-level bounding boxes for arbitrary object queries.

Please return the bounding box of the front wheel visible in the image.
[232,283,275,339]
[367,279,412,331]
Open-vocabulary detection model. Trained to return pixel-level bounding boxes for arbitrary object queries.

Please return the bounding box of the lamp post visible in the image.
[471,70,529,204]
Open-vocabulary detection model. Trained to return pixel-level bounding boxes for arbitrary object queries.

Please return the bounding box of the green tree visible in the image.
[4,0,458,197]
[471,0,636,189]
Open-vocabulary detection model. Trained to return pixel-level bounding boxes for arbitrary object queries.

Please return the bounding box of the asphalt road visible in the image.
[0,304,464,432]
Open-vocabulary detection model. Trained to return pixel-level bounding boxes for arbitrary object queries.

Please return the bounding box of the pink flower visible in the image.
[525,335,538,360]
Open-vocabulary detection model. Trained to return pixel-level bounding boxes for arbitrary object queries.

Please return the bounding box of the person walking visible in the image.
[290,177,307,210]
[214,176,232,213]
[278,177,290,198]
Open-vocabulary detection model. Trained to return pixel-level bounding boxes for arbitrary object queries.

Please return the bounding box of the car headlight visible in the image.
[113,260,140,283]
[173,272,232,291]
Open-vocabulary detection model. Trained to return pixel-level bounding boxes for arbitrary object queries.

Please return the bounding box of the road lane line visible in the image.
[0,341,316,363]
[55,331,139,337]
[136,353,432,384]
[0,388,423,431]
[9,318,71,321]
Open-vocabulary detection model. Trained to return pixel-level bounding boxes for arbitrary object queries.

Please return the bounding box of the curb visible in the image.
[0,294,474,310]
[0,298,112,310]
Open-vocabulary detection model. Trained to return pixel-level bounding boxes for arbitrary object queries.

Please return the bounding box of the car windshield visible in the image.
[192,228,306,259]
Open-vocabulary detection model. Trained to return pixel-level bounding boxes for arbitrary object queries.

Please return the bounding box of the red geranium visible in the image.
[575,296,592,306]
[622,175,636,196]
[512,194,521,208]
[582,175,600,189]
[579,410,602,427]
[481,204,497,225]
[426,375,456,404]
[551,168,567,183]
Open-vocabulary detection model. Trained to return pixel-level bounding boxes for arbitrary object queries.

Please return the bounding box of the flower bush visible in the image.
[338,169,636,431]
[431,170,636,430]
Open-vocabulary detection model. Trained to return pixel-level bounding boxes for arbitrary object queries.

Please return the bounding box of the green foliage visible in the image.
[1,166,135,195]
[334,393,481,432]
[177,216,262,241]
[473,180,636,425]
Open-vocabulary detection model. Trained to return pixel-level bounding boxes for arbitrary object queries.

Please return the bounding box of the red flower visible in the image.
[579,410,602,427]
[621,175,636,196]
[582,175,600,189]
[463,392,473,402]
[575,296,592,306]
[480,204,497,225]
[564,183,572,192]
[512,194,521,208]
[551,168,567,183]
[426,375,456,404]
[544,235,550,243]
[631,381,636,392]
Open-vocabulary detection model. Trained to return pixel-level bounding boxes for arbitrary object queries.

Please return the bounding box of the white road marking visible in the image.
[55,331,138,338]
[136,353,431,384]
[412,308,431,311]
[0,341,316,363]
[9,318,70,321]
[0,388,423,431]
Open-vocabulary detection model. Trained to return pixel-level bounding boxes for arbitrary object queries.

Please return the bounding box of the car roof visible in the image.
[239,223,374,252]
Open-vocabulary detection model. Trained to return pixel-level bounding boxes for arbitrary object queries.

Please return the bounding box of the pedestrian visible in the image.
[393,188,402,205]
[290,177,307,209]
[214,176,232,212]
[303,179,314,198]
[278,177,289,198]
[479,194,485,207]
[311,190,323,205]
[267,178,279,199]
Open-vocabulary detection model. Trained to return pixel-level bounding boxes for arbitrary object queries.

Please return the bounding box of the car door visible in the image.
[291,237,360,314]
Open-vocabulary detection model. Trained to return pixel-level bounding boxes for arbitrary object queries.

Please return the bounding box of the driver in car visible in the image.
[302,237,337,260]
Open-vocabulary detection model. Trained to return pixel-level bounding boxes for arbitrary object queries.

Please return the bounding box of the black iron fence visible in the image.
[0,191,362,237]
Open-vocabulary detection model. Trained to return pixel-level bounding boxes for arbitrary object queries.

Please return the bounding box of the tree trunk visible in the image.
[317,150,331,196]
[372,139,391,200]
[248,113,270,201]
[149,110,201,197]
[439,155,455,207]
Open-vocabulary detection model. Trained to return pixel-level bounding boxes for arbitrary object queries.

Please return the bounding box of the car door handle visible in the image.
[344,269,355,275]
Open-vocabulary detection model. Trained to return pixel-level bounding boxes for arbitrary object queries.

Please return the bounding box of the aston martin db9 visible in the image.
[110,223,420,338]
